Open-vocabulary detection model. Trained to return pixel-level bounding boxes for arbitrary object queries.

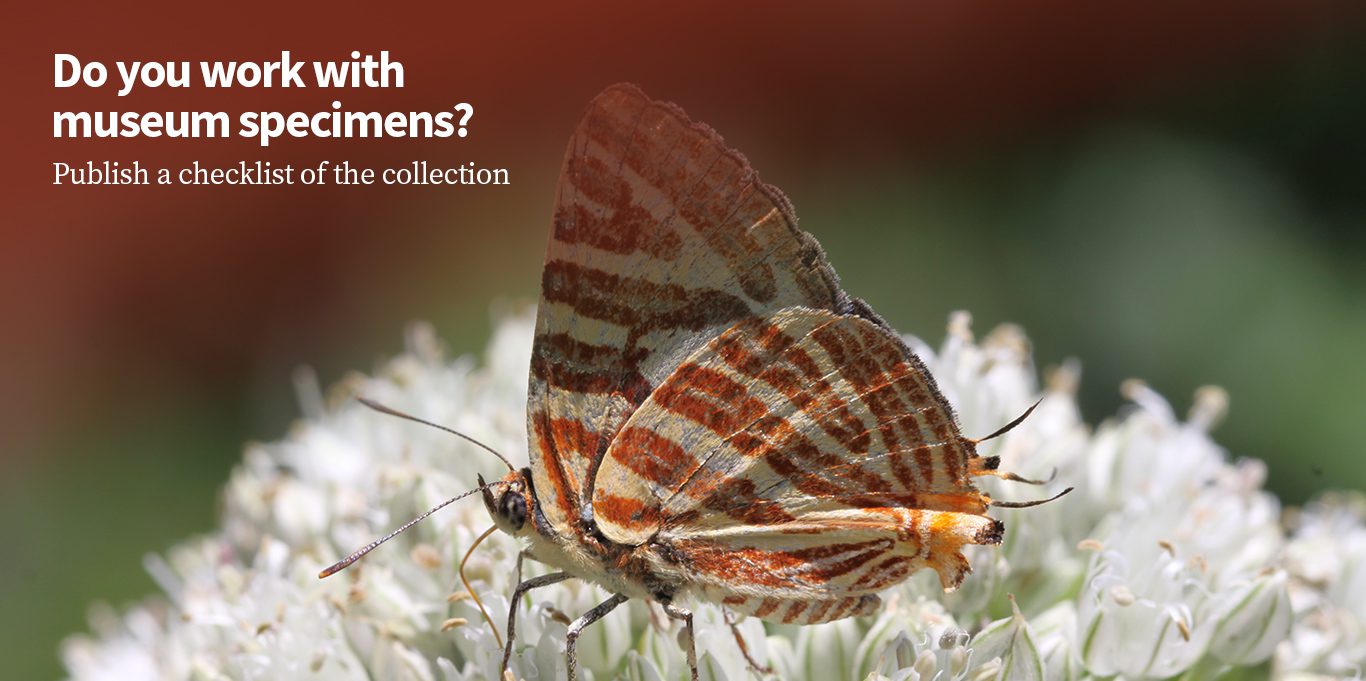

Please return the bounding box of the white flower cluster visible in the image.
[63,312,1366,680]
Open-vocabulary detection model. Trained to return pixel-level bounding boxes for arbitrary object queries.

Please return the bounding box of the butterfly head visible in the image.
[479,469,534,537]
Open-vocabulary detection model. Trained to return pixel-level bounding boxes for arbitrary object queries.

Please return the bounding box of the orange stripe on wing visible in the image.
[711,318,875,456]
[594,492,662,536]
[610,426,699,492]
[652,363,769,437]
[676,471,796,526]
[852,322,972,483]
[753,598,781,619]
[541,260,753,344]
[807,600,835,622]
[555,155,685,260]
[531,409,584,524]
[580,95,784,305]
[678,538,895,591]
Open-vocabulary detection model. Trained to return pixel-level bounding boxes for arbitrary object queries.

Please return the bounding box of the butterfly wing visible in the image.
[591,307,1002,611]
[529,84,848,535]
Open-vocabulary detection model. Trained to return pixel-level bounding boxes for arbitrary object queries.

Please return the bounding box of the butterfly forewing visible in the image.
[529,84,849,535]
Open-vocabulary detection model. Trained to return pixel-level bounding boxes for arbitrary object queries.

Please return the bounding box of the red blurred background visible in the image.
[4,2,1364,676]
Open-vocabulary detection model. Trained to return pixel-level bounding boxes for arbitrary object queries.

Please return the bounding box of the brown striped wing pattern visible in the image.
[528,84,849,536]
[591,307,1003,622]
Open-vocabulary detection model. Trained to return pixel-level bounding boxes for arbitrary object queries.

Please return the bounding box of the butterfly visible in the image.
[323,83,1066,681]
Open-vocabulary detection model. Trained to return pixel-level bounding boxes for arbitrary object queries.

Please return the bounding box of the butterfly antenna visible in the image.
[971,398,1043,444]
[318,484,493,578]
[991,486,1074,509]
[459,525,504,649]
[356,397,516,473]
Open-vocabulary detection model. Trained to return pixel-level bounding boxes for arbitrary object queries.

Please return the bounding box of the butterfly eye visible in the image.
[498,490,527,531]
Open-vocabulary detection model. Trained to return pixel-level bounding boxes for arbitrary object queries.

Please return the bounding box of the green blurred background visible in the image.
[5,2,1364,678]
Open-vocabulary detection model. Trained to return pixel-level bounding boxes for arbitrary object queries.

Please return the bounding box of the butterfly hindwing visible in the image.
[529,84,848,534]
[591,307,1002,607]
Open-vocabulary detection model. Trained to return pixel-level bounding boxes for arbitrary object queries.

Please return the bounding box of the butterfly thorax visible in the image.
[485,468,687,603]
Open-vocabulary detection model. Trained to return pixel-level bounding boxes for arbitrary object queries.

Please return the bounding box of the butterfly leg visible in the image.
[565,593,628,681]
[723,608,773,676]
[501,553,572,675]
[663,604,698,681]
